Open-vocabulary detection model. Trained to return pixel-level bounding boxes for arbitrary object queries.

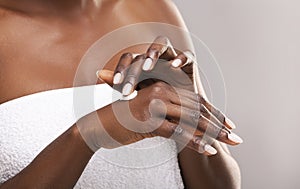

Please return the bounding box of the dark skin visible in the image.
[0,0,241,188]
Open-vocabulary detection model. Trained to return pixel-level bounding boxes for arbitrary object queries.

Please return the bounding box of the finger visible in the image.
[113,53,134,85]
[164,104,243,145]
[199,96,237,129]
[142,36,177,71]
[174,88,236,129]
[170,50,195,68]
[186,136,218,156]
[122,54,145,96]
[172,126,217,156]
[153,120,217,155]
[192,96,237,130]
[177,130,217,156]
[199,104,231,132]
[158,87,220,126]
[166,88,230,131]
[96,69,114,86]
[169,94,230,134]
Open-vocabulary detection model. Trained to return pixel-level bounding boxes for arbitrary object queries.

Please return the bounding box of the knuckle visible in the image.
[148,99,167,117]
[173,125,184,136]
[150,86,163,96]
[153,81,167,88]
[149,98,164,108]
[190,110,201,123]
[150,82,167,95]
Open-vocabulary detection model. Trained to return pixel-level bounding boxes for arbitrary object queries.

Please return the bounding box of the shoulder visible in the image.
[124,0,186,27]
[136,0,177,12]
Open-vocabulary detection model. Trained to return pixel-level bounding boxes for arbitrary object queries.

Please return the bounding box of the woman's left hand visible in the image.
[98,36,196,95]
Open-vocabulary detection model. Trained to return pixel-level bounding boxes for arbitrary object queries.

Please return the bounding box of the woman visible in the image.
[0,0,242,188]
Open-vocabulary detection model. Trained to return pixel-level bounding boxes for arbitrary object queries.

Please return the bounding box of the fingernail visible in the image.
[143,58,153,71]
[225,117,236,129]
[228,133,243,144]
[171,59,182,68]
[122,83,133,96]
[96,70,100,77]
[204,144,217,155]
[113,72,122,84]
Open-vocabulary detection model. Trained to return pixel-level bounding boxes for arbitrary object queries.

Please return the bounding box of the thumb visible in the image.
[96,69,114,86]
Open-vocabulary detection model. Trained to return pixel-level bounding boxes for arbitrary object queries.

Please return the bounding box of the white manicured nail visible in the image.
[204,144,217,155]
[228,133,243,144]
[225,117,236,129]
[171,59,182,67]
[96,70,100,77]
[143,58,153,71]
[122,83,133,96]
[113,72,122,84]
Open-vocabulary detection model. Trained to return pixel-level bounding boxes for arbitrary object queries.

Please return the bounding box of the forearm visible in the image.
[0,125,94,189]
[179,66,241,189]
[179,141,241,189]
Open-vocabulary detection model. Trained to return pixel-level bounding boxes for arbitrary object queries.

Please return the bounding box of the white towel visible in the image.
[0,85,183,189]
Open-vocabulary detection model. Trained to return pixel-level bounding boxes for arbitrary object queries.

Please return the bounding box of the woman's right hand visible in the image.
[78,80,242,156]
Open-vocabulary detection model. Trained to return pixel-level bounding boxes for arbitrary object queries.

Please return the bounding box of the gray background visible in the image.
[173,0,300,188]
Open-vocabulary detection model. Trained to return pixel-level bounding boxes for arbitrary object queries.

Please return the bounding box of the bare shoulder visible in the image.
[126,0,186,27]
[137,0,178,13]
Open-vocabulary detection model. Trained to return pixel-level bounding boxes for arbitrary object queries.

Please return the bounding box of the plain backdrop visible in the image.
[173,0,300,188]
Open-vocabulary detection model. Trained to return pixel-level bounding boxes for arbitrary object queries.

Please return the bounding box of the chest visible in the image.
[0,6,147,103]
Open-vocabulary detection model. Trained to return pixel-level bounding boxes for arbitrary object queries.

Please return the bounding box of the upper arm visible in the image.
[142,0,194,51]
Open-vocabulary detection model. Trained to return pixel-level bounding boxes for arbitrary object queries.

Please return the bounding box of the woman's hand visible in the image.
[89,81,242,155]
[98,36,195,95]
[87,55,243,155]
